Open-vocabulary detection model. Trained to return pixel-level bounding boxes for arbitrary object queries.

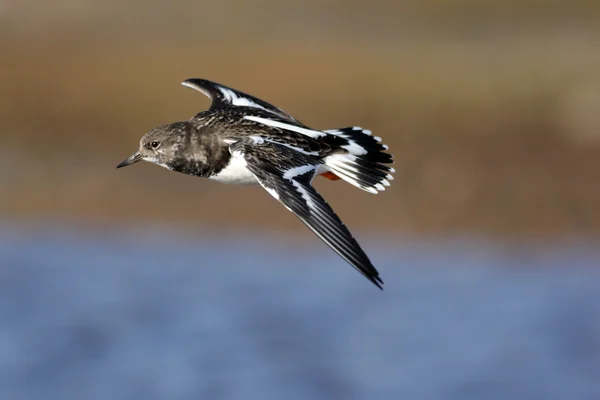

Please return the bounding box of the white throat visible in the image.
[145,156,173,171]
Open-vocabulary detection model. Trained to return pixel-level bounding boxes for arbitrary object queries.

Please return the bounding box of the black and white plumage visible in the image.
[117,78,394,289]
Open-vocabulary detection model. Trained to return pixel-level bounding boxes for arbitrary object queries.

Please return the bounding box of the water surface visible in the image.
[0,226,599,399]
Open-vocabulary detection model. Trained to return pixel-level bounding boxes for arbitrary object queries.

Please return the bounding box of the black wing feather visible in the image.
[182,78,298,123]
[231,137,384,289]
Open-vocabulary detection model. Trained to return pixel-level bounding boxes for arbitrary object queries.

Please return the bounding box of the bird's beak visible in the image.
[116,152,142,169]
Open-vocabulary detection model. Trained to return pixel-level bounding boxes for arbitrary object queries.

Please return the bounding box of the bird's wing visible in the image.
[229,136,384,289]
[181,78,298,123]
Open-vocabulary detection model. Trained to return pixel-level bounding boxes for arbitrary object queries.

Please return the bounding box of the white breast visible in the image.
[209,152,258,185]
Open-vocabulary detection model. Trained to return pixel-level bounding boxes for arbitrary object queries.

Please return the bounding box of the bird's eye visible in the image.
[150,141,160,149]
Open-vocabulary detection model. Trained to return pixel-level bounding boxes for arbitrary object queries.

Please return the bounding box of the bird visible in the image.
[116,78,394,289]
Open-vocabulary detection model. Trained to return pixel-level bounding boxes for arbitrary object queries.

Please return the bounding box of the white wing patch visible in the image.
[244,116,326,139]
[282,164,317,180]
[291,179,317,210]
[219,87,270,111]
[224,136,265,146]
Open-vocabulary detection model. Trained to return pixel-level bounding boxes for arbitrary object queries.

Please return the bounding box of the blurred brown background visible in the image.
[2,0,600,239]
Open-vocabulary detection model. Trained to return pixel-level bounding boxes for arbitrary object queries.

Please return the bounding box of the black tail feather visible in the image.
[324,127,394,194]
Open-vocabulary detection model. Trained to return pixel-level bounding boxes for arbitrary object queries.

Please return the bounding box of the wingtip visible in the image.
[371,276,384,290]
[364,272,384,290]
[181,79,196,88]
[182,78,213,88]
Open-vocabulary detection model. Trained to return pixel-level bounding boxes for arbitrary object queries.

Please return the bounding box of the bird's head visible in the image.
[116,122,191,170]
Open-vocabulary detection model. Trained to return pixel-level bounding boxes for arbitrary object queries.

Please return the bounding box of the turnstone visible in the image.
[117,79,394,289]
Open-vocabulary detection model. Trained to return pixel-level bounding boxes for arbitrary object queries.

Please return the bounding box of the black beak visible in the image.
[116,152,142,169]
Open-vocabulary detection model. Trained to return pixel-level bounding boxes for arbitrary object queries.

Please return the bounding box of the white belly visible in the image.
[209,153,258,184]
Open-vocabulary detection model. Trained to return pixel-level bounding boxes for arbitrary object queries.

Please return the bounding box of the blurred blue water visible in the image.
[0,224,599,400]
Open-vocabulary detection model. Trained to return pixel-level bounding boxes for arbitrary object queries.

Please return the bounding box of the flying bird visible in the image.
[117,79,394,289]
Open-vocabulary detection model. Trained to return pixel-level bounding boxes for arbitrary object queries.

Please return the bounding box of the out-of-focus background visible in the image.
[1,1,600,399]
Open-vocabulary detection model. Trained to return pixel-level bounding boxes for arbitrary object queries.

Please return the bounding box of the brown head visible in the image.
[116,121,196,171]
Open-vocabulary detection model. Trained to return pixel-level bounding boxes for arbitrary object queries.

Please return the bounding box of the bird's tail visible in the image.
[321,127,394,194]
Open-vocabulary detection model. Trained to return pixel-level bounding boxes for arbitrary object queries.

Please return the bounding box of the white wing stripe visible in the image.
[283,165,317,180]
[291,179,317,210]
[262,138,320,156]
[244,116,326,138]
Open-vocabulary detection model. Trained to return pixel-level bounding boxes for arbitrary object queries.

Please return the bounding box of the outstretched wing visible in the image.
[182,78,298,123]
[230,136,384,289]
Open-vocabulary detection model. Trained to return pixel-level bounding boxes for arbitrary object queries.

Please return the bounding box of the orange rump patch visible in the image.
[320,171,341,181]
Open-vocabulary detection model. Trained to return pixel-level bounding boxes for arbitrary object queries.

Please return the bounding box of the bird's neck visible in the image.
[168,131,230,178]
